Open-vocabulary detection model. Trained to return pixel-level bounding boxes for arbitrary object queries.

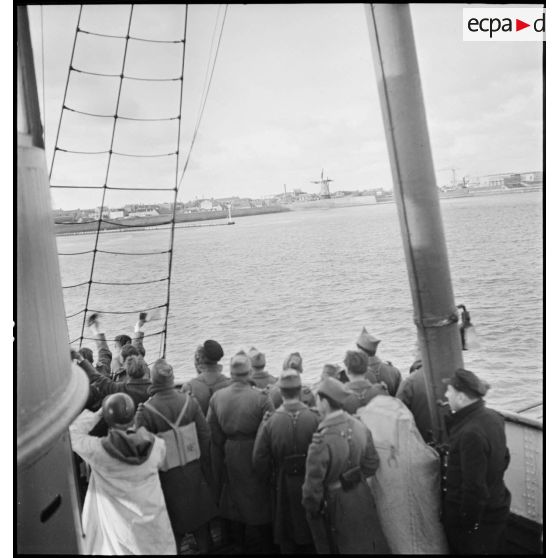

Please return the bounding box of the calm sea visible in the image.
[57,191,543,413]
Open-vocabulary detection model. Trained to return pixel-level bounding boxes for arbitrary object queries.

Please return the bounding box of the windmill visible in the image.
[311,168,334,199]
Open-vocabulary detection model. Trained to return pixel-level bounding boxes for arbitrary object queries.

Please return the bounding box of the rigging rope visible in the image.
[63,105,179,121]
[72,66,182,81]
[78,28,184,44]
[56,147,178,157]
[49,5,223,360]
[177,5,228,191]
[50,5,190,356]
[162,4,188,357]
[40,5,46,144]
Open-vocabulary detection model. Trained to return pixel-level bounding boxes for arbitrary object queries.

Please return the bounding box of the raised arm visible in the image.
[69,408,104,462]
[87,315,112,376]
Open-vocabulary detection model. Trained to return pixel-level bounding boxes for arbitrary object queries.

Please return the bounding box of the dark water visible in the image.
[57,191,542,412]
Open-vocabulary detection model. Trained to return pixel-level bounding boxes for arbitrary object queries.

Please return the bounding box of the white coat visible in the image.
[69,410,176,555]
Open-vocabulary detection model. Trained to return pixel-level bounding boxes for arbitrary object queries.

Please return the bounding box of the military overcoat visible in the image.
[182,364,231,415]
[134,387,217,538]
[252,400,320,547]
[302,411,390,554]
[207,380,274,525]
[364,354,402,396]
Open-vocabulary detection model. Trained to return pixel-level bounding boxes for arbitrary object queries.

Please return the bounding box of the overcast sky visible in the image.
[26,4,543,210]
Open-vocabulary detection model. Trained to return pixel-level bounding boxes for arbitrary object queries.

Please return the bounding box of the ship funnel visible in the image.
[17,6,89,553]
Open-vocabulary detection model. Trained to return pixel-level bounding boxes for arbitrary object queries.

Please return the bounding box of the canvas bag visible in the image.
[144,395,201,471]
[357,395,449,554]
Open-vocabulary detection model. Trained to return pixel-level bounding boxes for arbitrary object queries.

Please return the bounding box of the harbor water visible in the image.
[57,191,542,413]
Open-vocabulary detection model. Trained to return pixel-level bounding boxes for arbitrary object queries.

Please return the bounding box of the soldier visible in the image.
[302,377,389,554]
[396,359,437,443]
[342,350,388,415]
[268,352,316,409]
[252,370,320,554]
[207,351,275,552]
[135,359,217,552]
[182,339,231,415]
[356,327,402,395]
[248,347,278,389]
[442,368,511,555]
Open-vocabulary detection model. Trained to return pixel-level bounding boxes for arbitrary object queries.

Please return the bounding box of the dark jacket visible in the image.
[443,399,511,528]
[79,359,151,438]
[364,354,402,396]
[79,358,151,408]
[135,387,217,536]
[252,401,320,546]
[110,331,146,382]
[182,365,231,415]
[396,368,434,443]
[207,379,274,525]
[343,377,388,415]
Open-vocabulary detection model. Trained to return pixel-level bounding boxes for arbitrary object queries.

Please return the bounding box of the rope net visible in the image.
[50,5,189,357]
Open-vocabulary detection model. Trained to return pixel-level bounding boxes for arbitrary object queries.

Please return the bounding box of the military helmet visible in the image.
[102,393,136,427]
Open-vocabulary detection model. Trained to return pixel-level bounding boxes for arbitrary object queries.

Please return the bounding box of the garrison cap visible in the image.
[443,368,490,397]
[278,369,302,389]
[151,358,175,388]
[248,347,266,369]
[230,351,252,376]
[356,327,381,354]
[317,377,349,406]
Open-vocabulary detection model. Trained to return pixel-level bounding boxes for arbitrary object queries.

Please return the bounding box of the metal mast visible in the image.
[364,4,464,442]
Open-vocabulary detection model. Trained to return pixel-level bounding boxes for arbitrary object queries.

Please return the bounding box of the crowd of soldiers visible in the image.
[69,315,512,555]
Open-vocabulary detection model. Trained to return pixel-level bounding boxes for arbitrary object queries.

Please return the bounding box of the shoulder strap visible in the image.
[287,410,301,454]
[175,394,191,426]
[144,395,190,430]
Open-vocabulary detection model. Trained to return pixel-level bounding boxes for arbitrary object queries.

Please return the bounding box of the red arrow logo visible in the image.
[516,19,530,31]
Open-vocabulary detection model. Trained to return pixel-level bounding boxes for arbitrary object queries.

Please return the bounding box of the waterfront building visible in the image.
[94,206,110,220]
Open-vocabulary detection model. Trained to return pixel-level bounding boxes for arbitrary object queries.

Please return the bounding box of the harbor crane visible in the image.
[436,166,460,188]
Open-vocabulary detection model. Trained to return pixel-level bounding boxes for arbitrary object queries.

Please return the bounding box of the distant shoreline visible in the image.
[55,187,541,236]
[55,205,290,236]
[377,185,542,204]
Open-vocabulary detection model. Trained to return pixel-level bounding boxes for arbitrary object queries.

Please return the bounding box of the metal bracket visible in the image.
[414,309,459,328]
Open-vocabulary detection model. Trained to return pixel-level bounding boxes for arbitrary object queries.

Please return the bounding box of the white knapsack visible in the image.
[144,395,201,472]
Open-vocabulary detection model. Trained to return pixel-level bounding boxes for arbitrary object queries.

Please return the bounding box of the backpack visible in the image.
[144,395,201,472]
